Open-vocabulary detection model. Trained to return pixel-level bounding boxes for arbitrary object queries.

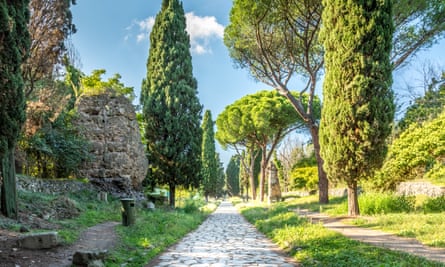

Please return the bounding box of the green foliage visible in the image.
[107,203,214,266]
[374,111,445,190]
[0,0,30,218]
[358,193,415,215]
[289,145,319,191]
[424,163,445,185]
[226,155,241,196]
[351,212,445,248]
[12,187,121,245]
[141,0,202,207]
[201,110,218,198]
[423,196,445,213]
[239,201,441,266]
[215,154,226,198]
[81,69,135,102]
[180,198,202,214]
[20,110,91,178]
[398,73,445,131]
[392,0,445,68]
[216,90,315,150]
[319,0,394,214]
[290,166,318,191]
[320,0,394,183]
[216,90,316,200]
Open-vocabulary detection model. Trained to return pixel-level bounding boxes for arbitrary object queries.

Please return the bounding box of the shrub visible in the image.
[290,166,318,191]
[423,196,445,213]
[424,163,445,185]
[358,193,415,215]
[182,198,202,214]
[373,111,445,190]
[20,110,91,178]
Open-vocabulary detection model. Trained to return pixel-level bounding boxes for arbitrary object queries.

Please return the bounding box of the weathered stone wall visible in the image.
[397,181,445,197]
[17,176,95,194]
[16,176,146,200]
[74,91,148,190]
[328,182,445,198]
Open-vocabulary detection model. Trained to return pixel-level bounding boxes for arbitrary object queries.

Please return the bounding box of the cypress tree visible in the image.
[0,0,30,218]
[225,155,240,196]
[201,110,217,200]
[319,0,394,216]
[141,0,202,208]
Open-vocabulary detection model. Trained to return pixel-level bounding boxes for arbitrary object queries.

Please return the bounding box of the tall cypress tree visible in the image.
[201,110,217,200]
[0,0,30,218]
[225,155,240,196]
[141,0,202,208]
[319,0,394,216]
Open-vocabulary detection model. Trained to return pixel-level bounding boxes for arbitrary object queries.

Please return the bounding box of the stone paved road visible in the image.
[147,201,298,267]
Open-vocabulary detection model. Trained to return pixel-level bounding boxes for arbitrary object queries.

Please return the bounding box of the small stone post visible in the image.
[268,161,282,203]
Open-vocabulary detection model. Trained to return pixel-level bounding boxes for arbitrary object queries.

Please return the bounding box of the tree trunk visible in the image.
[282,89,329,204]
[1,149,18,219]
[310,125,329,204]
[259,147,267,202]
[347,182,360,216]
[169,183,176,208]
[249,150,256,200]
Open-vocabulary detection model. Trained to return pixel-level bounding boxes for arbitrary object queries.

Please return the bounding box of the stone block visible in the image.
[18,232,59,249]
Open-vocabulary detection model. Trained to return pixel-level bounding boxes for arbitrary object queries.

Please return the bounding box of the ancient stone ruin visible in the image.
[74,90,148,194]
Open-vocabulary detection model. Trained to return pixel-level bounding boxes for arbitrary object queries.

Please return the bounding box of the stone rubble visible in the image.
[148,202,298,267]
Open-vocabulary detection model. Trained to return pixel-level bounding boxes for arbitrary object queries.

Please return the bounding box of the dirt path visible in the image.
[297,210,445,264]
[0,221,119,267]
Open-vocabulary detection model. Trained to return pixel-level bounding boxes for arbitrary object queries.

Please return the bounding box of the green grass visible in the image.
[238,201,445,266]
[61,192,121,244]
[350,213,445,247]
[3,188,216,266]
[283,193,445,249]
[105,203,214,266]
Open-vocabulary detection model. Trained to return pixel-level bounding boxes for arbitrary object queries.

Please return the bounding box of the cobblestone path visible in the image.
[147,201,298,267]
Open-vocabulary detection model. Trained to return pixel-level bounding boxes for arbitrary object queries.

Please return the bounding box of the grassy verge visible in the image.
[350,213,445,247]
[279,193,445,249]
[106,204,215,266]
[16,189,121,244]
[2,187,217,266]
[238,201,445,266]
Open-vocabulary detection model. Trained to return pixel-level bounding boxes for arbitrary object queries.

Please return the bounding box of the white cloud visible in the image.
[185,12,224,54]
[130,17,155,43]
[129,12,224,55]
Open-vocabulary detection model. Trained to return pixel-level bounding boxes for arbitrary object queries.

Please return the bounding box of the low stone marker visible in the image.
[18,232,59,249]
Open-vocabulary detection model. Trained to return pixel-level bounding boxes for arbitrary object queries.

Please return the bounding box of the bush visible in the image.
[20,110,91,178]
[358,193,415,215]
[423,196,445,213]
[373,111,445,190]
[290,166,318,191]
[182,199,199,213]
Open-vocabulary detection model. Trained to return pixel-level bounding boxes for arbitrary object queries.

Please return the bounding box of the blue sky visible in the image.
[70,0,444,166]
